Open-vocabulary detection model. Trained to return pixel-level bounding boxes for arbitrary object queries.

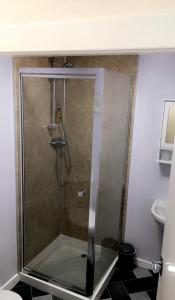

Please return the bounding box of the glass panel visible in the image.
[165,103,175,144]
[22,76,95,292]
[23,77,62,265]
[94,70,132,286]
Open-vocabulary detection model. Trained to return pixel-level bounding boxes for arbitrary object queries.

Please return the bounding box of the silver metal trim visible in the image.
[19,67,102,80]
[21,74,96,80]
[86,69,105,294]
[19,74,25,272]
[19,67,103,75]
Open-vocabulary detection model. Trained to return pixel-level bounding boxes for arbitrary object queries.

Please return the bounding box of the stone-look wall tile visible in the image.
[62,56,138,241]
[62,209,89,241]
[63,182,90,241]
[62,78,94,239]
[24,196,61,264]
[23,80,63,263]
[64,79,95,182]
[14,57,64,266]
[67,55,138,75]
[64,182,90,209]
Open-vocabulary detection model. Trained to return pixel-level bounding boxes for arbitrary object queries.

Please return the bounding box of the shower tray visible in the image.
[26,235,116,290]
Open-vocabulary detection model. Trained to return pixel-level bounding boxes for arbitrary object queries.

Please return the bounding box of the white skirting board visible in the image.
[1,274,20,290]
[136,258,153,270]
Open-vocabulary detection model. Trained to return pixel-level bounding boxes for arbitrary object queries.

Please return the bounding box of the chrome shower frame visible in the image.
[18,67,118,299]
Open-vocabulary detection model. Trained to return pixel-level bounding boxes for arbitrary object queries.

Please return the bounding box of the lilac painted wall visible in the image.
[125,54,175,262]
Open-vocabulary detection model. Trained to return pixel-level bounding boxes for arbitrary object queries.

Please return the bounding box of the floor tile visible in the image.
[124,277,157,294]
[13,281,29,288]
[147,289,157,300]
[11,267,158,300]
[109,269,136,284]
[108,282,131,300]
[52,296,63,300]
[129,291,151,300]
[100,288,111,299]
[32,287,48,298]
[133,267,152,279]
[150,271,159,282]
[12,285,32,300]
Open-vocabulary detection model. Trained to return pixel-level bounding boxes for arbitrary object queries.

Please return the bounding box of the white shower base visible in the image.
[26,234,116,291]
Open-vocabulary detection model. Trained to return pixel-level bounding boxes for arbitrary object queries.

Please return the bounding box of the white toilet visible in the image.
[0,290,22,300]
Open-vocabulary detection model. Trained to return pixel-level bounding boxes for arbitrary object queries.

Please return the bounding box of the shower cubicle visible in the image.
[19,66,132,298]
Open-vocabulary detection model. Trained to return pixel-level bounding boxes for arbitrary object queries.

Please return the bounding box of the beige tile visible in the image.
[62,209,88,241]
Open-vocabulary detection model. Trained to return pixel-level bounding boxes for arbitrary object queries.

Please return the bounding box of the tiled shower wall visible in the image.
[14,57,64,264]
[61,56,138,242]
[62,79,95,241]
[14,56,138,264]
[22,77,63,264]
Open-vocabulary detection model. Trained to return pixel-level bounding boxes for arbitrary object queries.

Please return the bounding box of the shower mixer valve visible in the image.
[50,137,67,148]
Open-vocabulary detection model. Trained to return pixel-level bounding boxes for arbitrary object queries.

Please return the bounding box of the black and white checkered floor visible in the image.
[12,266,158,299]
[101,266,158,299]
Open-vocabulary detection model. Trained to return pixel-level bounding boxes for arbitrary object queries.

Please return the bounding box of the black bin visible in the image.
[117,243,136,272]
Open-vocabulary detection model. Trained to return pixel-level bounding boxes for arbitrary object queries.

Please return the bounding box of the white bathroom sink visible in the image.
[151,199,166,225]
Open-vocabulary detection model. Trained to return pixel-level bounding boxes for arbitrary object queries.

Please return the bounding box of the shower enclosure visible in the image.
[19,67,132,297]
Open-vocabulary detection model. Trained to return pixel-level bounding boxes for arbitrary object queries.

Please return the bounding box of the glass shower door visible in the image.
[21,75,95,294]
[20,68,132,297]
[93,70,132,287]
[22,77,62,265]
